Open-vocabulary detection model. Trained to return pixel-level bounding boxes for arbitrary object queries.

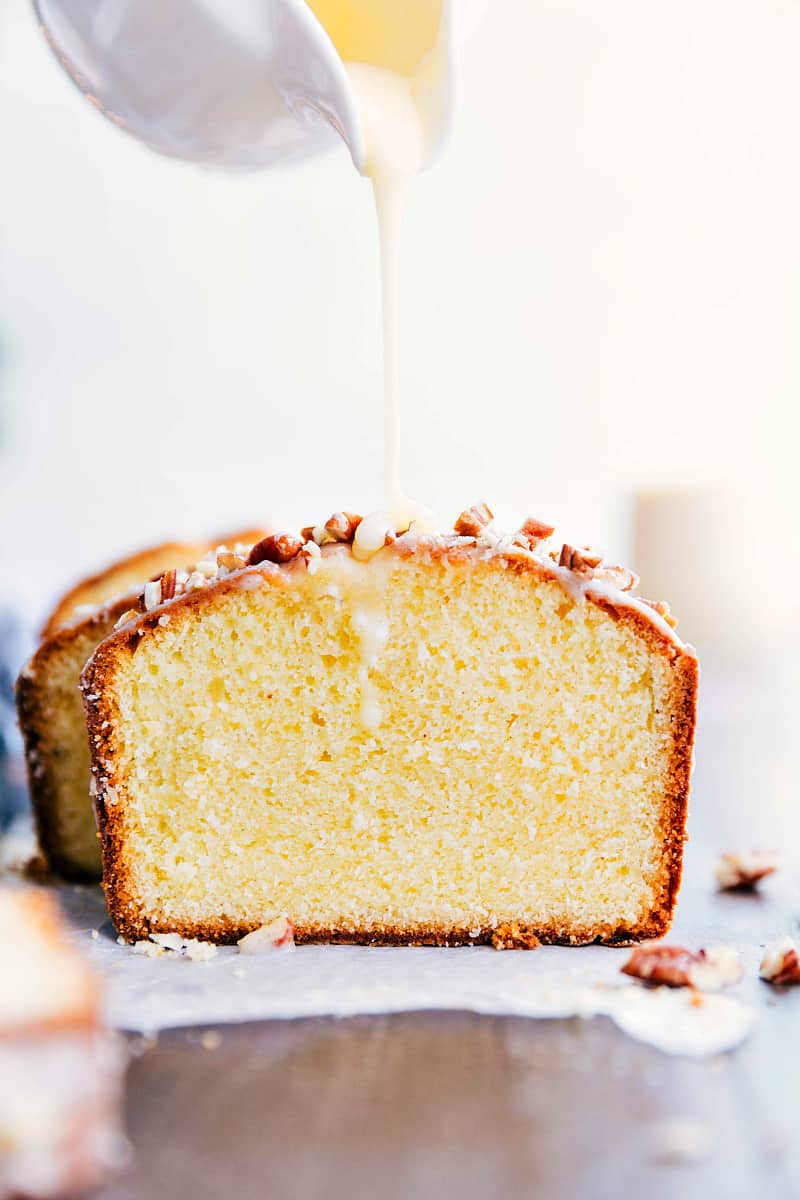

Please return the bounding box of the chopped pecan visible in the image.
[592,564,639,592]
[622,943,743,990]
[324,511,363,542]
[622,944,698,986]
[454,502,494,538]
[760,939,800,985]
[248,533,304,566]
[160,569,177,600]
[217,552,247,573]
[558,544,603,572]
[516,516,555,549]
[715,850,780,892]
[643,599,679,629]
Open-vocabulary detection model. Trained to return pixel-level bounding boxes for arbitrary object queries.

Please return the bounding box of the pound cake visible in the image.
[17,532,269,881]
[0,888,125,1198]
[81,507,697,947]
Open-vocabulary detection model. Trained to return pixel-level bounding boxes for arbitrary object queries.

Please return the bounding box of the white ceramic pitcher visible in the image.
[32,0,470,172]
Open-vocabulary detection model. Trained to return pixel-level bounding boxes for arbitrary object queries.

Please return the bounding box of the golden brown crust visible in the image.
[111,919,666,950]
[40,527,269,638]
[82,538,698,947]
[585,594,698,940]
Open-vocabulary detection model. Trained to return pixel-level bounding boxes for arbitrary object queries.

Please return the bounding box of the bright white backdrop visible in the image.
[1,1,799,632]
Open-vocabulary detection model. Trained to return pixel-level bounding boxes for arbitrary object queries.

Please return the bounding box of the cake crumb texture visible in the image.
[84,544,697,946]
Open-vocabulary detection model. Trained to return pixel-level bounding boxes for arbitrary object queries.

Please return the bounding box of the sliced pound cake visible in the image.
[17,532,269,881]
[0,888,125,1198]
[81,508,698,947]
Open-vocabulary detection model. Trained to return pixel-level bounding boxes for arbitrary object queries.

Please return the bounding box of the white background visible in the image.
[1,1,799,639]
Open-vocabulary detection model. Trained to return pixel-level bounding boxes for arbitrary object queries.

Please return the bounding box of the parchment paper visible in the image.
[53,883,757,1058]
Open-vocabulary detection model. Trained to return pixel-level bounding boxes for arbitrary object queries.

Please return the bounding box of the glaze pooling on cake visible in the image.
[80,507,698,949]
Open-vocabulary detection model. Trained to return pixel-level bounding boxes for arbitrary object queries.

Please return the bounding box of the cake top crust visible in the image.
[98,505,692,656]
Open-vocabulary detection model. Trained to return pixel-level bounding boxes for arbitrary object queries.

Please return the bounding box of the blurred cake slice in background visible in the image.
[17,532,269,881]
[40,528,269,639]
[81,506,698,948]
[0,887,126,1198]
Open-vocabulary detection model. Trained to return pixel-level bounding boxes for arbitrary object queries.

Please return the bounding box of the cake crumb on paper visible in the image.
[131,933,218,961]
[183,938,218,963]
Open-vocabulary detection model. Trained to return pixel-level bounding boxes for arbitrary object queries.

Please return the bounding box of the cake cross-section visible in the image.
[81,514,697,947]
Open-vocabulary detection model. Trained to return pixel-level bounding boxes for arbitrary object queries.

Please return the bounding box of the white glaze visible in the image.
[343,39,443,559]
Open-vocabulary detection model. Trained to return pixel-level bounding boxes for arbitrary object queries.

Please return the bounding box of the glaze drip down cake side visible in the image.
[80,507,698,948]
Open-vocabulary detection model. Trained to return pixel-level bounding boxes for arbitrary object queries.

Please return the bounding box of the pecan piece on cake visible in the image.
[515,516,555,550]
[454,502,494,537]
[642,599,679,629]
[558,544,603,572]
[248,533,304,566]
[217,552,247,573]
[159,568,178,600]
[591,564,639,592]
[324,512,363,542]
